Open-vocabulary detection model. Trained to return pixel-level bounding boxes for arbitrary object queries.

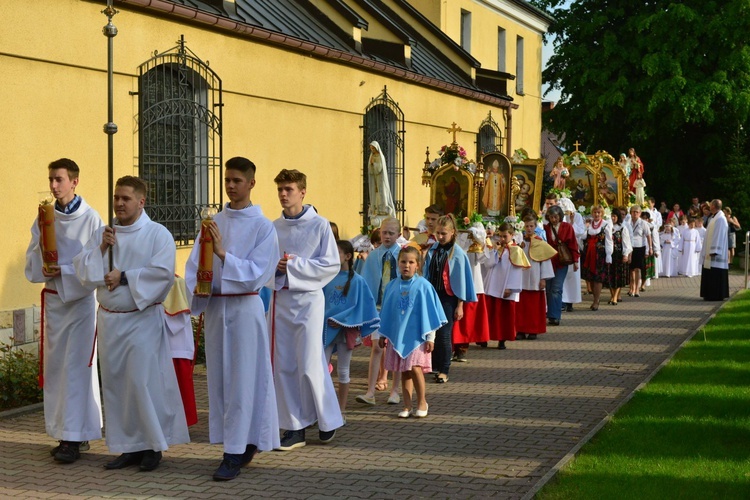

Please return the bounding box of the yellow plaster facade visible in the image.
[1,0,548,319]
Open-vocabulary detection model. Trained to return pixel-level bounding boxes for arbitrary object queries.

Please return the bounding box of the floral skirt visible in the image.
[644,253,656,280]
[608,254,630,289]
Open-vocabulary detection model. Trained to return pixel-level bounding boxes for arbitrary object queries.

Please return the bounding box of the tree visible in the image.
[533,0,750,209]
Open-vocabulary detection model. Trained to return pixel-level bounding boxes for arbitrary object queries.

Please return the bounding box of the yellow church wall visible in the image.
[1,0,537,316]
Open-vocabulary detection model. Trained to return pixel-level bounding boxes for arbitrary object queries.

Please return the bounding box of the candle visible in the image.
[38,193,57,274]
[195,207,218,296]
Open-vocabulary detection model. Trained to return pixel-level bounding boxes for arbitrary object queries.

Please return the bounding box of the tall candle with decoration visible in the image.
[195,206,218,297]
[38,192,58,273]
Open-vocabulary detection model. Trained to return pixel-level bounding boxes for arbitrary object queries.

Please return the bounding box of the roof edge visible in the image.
[116,0,517,108]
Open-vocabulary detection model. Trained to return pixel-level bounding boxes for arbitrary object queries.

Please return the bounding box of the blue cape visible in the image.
[322,271,380,346]
[358,243,402,299]
[379,275,447,358]
[424,242,478,302]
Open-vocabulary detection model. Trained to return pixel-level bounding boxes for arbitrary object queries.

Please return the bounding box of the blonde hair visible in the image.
[379,217,400,232]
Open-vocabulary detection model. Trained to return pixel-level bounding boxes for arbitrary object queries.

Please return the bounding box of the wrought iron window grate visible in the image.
[362,86,405,228]
[137,36,223,246]
[476,111,503,159]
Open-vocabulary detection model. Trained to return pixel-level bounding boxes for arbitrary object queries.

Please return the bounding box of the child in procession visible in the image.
[378,245,447,418]
[516,215,556,340]
[323,240,380,422]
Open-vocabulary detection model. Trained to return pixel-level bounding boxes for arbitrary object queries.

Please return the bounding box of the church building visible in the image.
[0,0,552,343]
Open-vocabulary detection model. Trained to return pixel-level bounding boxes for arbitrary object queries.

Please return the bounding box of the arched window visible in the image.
[363,87,405,227]
[476,111,503,160]
[137,37,223,246]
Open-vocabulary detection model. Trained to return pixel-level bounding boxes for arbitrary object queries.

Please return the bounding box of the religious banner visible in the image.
[510,148,545,213]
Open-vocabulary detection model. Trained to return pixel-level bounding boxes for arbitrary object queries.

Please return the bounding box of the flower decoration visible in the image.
[562,152,590,169]
[457,211,485,230]
[504,215,524,235]
[512,149,528,164]
[424,143,477,175]
[549,187,572,199]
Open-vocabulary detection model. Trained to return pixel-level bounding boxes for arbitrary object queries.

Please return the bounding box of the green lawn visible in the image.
[537,290,750,500]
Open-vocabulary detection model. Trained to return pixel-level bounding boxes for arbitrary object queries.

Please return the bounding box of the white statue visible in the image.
[368,141,396,218]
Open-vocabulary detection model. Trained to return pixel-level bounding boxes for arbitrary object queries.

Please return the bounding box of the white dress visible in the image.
[562,212,584,304]
[25,198,103,442]
[186,204,281,453]
[270,205,344,433]
[75,212,190,453]
[678,227,702,277]
[659,231,679,277]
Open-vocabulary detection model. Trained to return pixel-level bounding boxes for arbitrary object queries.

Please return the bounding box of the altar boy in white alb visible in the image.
[271,169,343,450]
[25,158,103,464]
[186,157,280,481]
[75,176,189,472]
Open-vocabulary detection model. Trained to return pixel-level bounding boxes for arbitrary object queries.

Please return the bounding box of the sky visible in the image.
[540,1,571,104]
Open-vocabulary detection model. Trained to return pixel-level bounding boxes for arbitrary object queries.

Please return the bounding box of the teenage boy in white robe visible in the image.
[185,157,280,481]
[25,158,103,464]
[75,176,189,472]
[270,169,343,450]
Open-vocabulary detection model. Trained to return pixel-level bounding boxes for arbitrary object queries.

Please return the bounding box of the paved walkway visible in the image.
[0,274,745,499]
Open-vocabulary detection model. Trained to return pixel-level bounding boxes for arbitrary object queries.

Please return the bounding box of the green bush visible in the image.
[0,342,43,411]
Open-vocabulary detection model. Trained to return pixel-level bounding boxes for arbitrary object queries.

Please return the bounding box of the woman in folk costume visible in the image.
[678,218,703,277]
[451,223,490,362]
[424,214,477,383]
[659,222,679,277]
[379,245,447,418]
[162,275,198,427]
[516,215,556,339]
[323,240,380,420]
[581,205,613,310]
[607,208,632,304]
[559,197,585,312]
[484,222,530,349]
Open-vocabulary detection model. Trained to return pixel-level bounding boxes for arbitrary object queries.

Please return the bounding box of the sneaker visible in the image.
[355,394,376,405]
[319,429,336,444]
[277,429,306,451]
[53,441,81,464]
[212,454,242,481]
[454,352,468,362]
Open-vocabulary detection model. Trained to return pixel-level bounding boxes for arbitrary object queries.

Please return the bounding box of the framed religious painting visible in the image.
[478,152,512,218]
[511,158,545,213]
[564,153,597,208]
[592,150,626,207]
[430,165,474,219]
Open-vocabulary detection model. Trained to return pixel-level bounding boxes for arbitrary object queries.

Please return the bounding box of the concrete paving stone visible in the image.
[0,275,742,498]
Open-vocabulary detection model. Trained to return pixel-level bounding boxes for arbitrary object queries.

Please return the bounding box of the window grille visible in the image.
[362,86,406,228]
[476,111,503,159]
[137,36,223,246]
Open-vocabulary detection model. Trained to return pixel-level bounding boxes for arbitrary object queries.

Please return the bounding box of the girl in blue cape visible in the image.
[423,214,477,384]
[323,240,379,419]
[379,245,447,418]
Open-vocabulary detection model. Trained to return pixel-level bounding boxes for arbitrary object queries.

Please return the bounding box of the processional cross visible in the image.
[447,122,462,144]
[573,140,581,152]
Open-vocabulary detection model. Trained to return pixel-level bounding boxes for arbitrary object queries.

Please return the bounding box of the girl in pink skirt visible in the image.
[378,246,447,418]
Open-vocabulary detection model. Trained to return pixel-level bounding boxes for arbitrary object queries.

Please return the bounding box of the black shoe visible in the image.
[104,451,145,470]
[277,429,306,451]
[139,450,162,471]
[497,341,506,350]
[455,353,468,362]
[213,454,242,481]
[516,333,526,340]
[53,441,81,464]
[547,319,560,326]
[50,440,89,456]
[566,305,574,312]
[527,334,538,340]
[241,444,258,466]
[476,342,488,348]
[319,429,336,444]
